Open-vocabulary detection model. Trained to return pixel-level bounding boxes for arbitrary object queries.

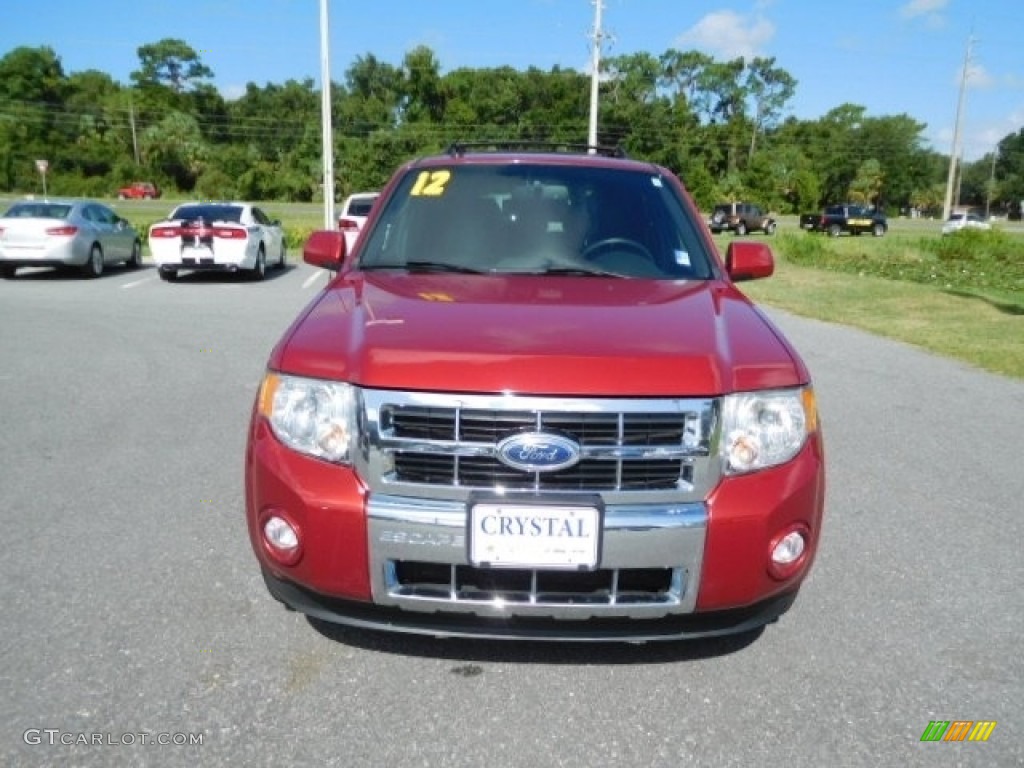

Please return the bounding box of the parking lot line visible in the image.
[120,275,158,289]
[302,271,326,290]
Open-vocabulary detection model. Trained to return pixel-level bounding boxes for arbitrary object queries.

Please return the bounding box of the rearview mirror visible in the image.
[725,241,774,282]
[303,230,347,271]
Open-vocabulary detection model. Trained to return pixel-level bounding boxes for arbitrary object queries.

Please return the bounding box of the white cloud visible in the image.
[900,0,948,18]
[933,108,1024,161]
[220,84,246,101]
[967,64,995,90]
[675,11,775,61]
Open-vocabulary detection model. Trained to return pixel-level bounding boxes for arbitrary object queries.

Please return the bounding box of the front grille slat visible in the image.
[382,402,711,493]
[393,456,692,491]
[392,561,681,607]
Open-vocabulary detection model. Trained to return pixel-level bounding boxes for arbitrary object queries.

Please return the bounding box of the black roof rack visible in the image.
[445,141,628,159]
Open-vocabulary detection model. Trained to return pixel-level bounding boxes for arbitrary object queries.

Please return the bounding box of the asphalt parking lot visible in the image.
[1,260,1021,768]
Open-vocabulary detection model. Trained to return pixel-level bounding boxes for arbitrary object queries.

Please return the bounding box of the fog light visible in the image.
[265,517,298,550]
[262,514,302,565]
[771,531,805,565]
[767,526,809,580]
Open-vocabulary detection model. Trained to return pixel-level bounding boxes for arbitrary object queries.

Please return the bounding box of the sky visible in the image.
[3,0,1022,161]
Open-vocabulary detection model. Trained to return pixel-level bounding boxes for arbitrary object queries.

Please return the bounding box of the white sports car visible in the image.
[148,202,286,282]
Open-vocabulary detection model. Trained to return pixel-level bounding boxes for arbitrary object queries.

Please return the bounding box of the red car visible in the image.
[245,144,826,642]
[117,182,160,200]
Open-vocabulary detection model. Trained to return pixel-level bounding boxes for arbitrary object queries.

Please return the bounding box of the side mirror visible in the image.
[303,230,347,271]
[725,240,774,282]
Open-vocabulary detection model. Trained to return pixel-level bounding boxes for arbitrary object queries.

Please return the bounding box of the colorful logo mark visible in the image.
[920,721,997,742]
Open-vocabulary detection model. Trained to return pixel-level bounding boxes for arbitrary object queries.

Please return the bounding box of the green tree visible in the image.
[744,56,796,161]
[131,38,213,93]
[848,158,884,205]
[140,111,208,190]
[0,46,66,190]
[63,70,124,180]
[341,54,404,137]
[995,127,1024,216]
[400,46,445,124]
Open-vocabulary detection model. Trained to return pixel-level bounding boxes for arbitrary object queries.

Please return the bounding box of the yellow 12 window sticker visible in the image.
[410,170,452,197]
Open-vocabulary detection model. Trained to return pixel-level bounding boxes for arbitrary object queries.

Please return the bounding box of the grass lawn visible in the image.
[715,217,1023,380]
[738,256,1023,380]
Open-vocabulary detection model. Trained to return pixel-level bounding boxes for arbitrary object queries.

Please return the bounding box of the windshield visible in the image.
[4,203,73,219]
[171,204,243,223]
[346,198,377,216]
[358,163,714,279]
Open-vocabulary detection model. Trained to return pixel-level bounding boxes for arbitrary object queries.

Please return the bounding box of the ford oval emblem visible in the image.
[495,432,581,473]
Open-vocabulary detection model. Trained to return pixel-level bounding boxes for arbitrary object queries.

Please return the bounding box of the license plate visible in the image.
[468,503,601,569]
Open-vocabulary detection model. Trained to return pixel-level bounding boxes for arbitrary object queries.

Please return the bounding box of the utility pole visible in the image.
[942,36,973,221]
[129,96,140,165]
[586,0,605,152]
[985,150,997,219]
[319,0,336,229]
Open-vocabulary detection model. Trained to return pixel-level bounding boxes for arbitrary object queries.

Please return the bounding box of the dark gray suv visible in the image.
[708,202,777,236]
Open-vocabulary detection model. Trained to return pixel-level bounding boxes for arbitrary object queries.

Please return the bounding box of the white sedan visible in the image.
[338,192,379,253]
[941,212,992,235]
[148,202,286,282]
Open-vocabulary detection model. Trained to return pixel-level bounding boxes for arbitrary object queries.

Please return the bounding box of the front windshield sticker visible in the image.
[410,170,452,197]
[651,177,664,188]
[674,250,691,267]
[417,292,456,302]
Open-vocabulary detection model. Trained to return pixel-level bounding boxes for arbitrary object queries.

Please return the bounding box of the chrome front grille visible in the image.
[359,391,721,502]
[359,392,719,619]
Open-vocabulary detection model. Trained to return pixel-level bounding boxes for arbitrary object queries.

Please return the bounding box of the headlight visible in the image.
[721,387,817,475]
[258,373,356,463]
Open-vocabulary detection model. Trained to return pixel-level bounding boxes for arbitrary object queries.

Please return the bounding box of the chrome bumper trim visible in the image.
[367,494,707,620]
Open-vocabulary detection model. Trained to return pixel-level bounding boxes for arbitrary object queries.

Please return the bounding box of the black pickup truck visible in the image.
[800,204,887,237]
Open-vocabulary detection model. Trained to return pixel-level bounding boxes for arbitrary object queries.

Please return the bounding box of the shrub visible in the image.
[771,229,1024,295]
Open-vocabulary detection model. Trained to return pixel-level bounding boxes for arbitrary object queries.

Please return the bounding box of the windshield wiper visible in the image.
[364,260,487,274]
[537,266,627,278]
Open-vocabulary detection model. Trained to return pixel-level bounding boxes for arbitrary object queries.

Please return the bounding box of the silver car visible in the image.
[0,198,142,279]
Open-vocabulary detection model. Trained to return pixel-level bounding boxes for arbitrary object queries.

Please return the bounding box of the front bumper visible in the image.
[246,413,825,639]
[262,568,799,642]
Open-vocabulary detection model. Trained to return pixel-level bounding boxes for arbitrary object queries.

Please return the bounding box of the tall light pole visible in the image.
[586,0,604,151]
[320,0,336,229]
[942,36,972,221]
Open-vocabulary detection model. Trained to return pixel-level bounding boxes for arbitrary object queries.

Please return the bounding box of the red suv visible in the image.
[245,144,825,642]
[117,182,160,200]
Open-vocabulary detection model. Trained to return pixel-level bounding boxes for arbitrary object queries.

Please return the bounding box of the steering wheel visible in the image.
[582,237,654,264]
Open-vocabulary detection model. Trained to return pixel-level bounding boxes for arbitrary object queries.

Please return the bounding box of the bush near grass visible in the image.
[773,229,1024,297]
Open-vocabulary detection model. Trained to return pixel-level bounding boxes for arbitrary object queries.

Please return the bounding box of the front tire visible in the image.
[277,242,287,269]
[872,223,886,237]
[1,265,16,279]
[764,221,777,235]
[735,221,747,236]
[82,244,104,278]
[158,267,178,282]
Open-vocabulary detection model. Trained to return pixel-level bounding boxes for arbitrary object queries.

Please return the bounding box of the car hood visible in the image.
[271,273,806,396]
